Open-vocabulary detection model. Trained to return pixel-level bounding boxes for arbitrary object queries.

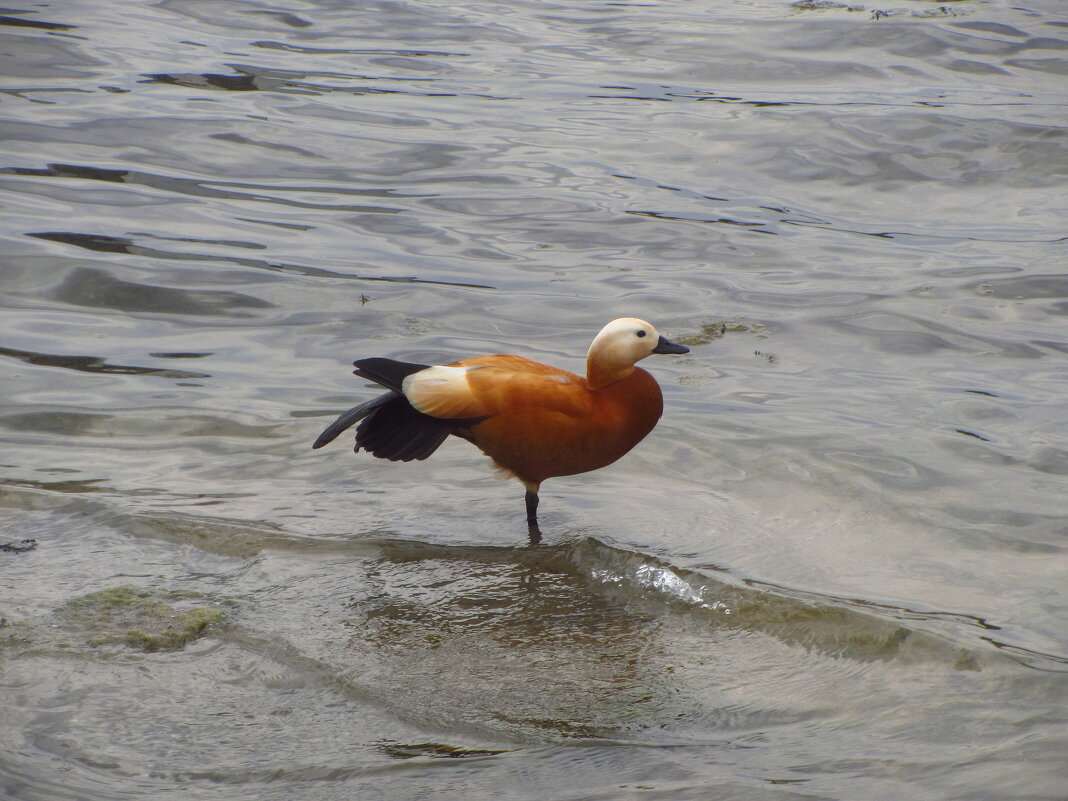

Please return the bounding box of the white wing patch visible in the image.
[403,365,483,419]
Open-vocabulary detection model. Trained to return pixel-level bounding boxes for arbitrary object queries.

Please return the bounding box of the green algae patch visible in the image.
[56,586,226,652]
[676,320,768,347]
[790,0,864,10]
[376,740,513,760]
[123,607,223,651]
[789,1,970,18]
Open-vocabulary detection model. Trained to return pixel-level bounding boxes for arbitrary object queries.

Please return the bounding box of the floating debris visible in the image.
[1,538,38,553]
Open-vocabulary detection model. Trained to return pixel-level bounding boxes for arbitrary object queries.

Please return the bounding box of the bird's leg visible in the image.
[524,488,539,523]
[524,483,541,544]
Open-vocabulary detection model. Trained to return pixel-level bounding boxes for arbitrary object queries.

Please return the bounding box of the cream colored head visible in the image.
[586,318,689,389]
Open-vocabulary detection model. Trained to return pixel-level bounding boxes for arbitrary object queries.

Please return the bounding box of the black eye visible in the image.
[636,330,647,338]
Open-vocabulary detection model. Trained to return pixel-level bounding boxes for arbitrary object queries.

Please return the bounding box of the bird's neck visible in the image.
[586,359,635,391]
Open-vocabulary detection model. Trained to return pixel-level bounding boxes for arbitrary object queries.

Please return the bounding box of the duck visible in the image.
[312,318,689,534]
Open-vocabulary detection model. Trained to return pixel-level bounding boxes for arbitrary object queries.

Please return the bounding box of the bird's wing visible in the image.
[402,355,591,421]
[311,392,396,449]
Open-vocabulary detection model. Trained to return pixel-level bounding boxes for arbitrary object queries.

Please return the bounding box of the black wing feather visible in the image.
[313,358,467,462]
[353,393,455,462]
[312,393,395,449]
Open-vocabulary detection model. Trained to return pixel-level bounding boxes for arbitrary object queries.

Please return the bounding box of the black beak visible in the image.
[652,335,689,355]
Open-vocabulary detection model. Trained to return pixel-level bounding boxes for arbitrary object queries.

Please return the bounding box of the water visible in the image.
[2,0,1067,798]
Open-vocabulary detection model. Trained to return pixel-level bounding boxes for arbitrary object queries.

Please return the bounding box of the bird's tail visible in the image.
[352,357,429,393]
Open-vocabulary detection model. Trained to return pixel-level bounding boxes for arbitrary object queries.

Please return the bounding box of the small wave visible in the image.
[571,537,993,666]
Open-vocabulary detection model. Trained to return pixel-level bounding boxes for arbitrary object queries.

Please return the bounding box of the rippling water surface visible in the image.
[2,0,1067,798]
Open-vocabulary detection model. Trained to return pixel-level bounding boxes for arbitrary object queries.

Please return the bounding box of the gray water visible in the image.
[2,0,1067,798]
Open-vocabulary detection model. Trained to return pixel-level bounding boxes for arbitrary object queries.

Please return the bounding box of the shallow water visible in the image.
[2,0,1067,798]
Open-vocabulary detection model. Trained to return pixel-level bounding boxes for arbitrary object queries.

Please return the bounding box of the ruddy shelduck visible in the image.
[312,318,689,532]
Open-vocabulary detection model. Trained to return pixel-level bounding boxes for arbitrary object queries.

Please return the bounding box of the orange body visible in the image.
[447,355,665,486]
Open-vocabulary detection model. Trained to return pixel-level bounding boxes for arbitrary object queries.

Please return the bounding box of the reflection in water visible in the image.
[0,344,210,378]
[0,13,75,31]
[24,230,494,288]
[4,162,428,204]
[0,410,112,437]
[140,69,452,97]
[48,265,271,316]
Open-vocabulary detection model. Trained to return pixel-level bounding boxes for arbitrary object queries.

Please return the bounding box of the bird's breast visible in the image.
[461,367,664,484]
